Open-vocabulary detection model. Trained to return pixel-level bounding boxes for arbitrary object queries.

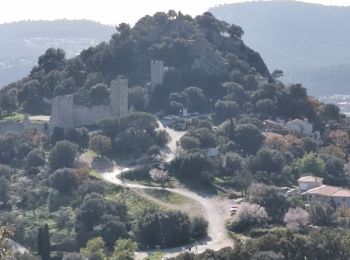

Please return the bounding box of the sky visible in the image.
[0,0,350,25]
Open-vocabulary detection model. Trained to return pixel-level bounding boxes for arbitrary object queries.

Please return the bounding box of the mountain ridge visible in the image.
[210,0,350,96]
[0,20,114,88]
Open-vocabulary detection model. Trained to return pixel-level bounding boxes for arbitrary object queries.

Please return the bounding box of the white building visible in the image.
[304,185,350,209]
[207,147,219,157]
[298,175,324,192]
[285,119,313,136]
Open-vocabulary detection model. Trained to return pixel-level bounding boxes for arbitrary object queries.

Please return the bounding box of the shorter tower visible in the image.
[49,95,74,131]
[151,60,164,90]
[111,78,128,117]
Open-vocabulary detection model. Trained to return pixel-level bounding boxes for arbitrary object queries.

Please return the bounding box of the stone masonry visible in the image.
[49,78,129,131]
[151,60,165,90]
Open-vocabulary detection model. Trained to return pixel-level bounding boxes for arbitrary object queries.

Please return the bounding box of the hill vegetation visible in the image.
[210,1,350,96]
[0,10,350,260]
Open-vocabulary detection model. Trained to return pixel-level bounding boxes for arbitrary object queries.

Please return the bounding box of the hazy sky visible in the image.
[1,0,350,25]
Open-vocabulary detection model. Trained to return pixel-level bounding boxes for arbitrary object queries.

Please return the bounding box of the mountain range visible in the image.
[0,20,114,87]
[210,0,350,96]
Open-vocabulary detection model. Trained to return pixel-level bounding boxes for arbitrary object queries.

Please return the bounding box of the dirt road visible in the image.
[101,121,233,258]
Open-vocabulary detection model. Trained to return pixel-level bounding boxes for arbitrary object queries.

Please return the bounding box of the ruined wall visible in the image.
[151,60,164,90]
[73,105,112,127]
[49,78,129,131]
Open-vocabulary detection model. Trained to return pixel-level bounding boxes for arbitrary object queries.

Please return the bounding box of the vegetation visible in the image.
[0,10,350,260]
[172,228,350,260]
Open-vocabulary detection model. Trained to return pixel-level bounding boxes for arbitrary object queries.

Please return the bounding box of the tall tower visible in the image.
[49,95,74,131]
[111,78,128,117]
[151,60,164,90]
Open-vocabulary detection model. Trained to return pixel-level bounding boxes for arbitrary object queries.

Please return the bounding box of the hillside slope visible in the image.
[210,1,350,96]
[0,20,114,87]
[1,11,339,135]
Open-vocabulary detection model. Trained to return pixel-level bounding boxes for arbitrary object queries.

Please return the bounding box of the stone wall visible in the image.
[151,60,164,90]
[111,78,128,116]
[50,95,74,130]
[49,78,129,131]
[73,104,112,127]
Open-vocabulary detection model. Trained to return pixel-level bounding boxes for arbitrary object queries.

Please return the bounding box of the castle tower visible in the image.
[49,95,74,131]
[151,60,164,90]
[111,78,128,117]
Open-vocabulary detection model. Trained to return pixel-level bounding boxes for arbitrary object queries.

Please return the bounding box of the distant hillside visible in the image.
[0,20,114,87]
[210,1,350,96]
[1,10,339,137]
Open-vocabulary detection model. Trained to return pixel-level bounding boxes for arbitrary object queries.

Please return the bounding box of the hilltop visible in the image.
[210,1,350,96]
[0,20,114,87]
[1,11,350,260]
[0,11,272,115]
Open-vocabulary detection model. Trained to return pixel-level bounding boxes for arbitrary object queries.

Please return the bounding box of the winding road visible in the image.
[101,121,233,258]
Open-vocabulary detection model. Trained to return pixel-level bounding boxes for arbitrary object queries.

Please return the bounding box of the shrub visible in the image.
[309,203,337,226]
[147,145,161,157]
[149,168,169,185]
[283,207,310,231]
[190,216,208,239]
[48,140,77,170]
[155,129,170,146]
[133,208,191,248]
[62,252,85,260]
[0,164,13,178]
[89,134,111,157]
[231,203,268,232]
[248,183,290,223]
[50,168,77,193]
[24,149,45,169]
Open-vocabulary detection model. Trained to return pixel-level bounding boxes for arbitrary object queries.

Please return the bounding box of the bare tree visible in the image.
[284,207,310,231]
[149,168,169,187]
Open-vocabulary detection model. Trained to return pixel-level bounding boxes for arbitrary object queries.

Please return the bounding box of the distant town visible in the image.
[321,95,350,116]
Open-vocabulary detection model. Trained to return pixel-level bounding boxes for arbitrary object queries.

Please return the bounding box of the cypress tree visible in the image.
[37,224,51,260]
[37,226,43,256]
[42,224,51,260]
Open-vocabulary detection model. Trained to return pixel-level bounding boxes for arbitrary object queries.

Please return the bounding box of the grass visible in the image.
[122,168,178,187]
[107,187,159,218]
[145,252,164,260]
[228,231,250,242]
[213,176,232,186]
[144,189,191,205]
[84,150,99,158]
[1,112,25,122]
[88,169,103,179]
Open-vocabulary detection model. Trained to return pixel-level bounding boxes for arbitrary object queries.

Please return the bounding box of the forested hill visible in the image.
[210,1,350,96]
[0,11,341,130]
[0,20,114,87]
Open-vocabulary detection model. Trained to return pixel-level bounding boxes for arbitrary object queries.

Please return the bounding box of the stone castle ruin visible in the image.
[0,60,166,134]
[49,60,166,131]
[151,60,168,90]
[49,78,128,131]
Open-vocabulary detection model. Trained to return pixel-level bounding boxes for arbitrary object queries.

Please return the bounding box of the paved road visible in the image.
[101,122,232,258]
